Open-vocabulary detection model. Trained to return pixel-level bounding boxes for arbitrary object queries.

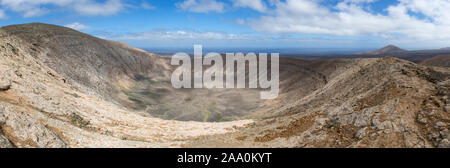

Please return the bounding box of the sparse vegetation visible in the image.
[69,113,90,128]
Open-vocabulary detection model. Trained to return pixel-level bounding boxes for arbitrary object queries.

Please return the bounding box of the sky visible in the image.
[0,0,450,50]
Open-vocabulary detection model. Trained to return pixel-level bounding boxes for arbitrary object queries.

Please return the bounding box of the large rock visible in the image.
[0,103,67,148]
[0,78,11,91]
[0,133,14,148]
[0,105,13,148]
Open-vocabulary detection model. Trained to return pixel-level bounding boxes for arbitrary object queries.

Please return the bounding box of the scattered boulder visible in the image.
[0,78,11,91]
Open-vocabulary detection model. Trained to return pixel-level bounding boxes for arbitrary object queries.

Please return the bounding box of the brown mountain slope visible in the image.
[187,57,450,148]
[420,55,450,67]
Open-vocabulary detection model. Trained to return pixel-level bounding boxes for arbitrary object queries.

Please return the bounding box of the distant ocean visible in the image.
[143,47,372,56]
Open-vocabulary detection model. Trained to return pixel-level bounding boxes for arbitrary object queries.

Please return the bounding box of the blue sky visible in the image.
[1,0,450,50]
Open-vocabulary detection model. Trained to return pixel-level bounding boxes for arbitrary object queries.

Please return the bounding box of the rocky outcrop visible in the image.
[0,23,249,148]
[0,103,67,148]
[0,78,10,91]
[0,134,13,148]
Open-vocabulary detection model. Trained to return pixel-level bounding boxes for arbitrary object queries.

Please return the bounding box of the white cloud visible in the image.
[400,0,450,25]
[0,0,125,17]
[248,0,450,41]
[232,0,267,12]
[0,9,7,19]
[176,0,225,13]
[65,22,90,31]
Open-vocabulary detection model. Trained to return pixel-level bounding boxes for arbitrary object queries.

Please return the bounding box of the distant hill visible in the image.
[356,45,407,55]
[441,47,450,50]
[420,54,450,67]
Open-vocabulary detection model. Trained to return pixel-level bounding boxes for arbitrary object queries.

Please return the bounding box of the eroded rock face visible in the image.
[0,134,13,148]
[186,57,450,148]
